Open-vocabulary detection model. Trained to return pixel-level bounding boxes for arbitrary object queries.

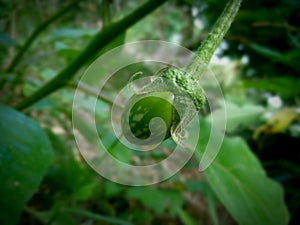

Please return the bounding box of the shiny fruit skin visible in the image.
[122,92,179,143]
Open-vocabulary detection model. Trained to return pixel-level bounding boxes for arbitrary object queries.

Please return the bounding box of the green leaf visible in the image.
[126,187,166,215]
[207,101,264,132]
[177,209,199,225]
[199,127,290,225]
[126,187,185,216]
[248,43,300,71]
[243,77,300,100]
[104,181,123,198]
[25,203,78,225]
[249,43,283,61]
[45,129,96,201]
[121,209,153,225]
[0,104,53,225]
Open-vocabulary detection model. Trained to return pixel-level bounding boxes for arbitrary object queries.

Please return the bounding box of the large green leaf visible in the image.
[207,101,264,132]
[0,104,53,225]
[197,119,290,225]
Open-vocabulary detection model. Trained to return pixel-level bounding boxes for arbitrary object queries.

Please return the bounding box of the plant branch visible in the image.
[5,0,83,73]
[187,0,242,72]
[14,0,167,110]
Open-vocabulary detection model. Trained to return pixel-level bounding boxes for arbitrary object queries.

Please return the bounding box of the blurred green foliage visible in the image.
[0,0,299,225]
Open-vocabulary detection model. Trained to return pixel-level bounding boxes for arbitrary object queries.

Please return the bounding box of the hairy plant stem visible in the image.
[187,0,242,74]
[14,0,167,110]
[5,0,83,73]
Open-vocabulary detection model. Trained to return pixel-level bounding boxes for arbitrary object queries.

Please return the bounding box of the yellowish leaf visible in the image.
[253,108,298,140]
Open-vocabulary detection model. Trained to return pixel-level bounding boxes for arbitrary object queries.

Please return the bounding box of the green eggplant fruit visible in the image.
[122,92,179,144]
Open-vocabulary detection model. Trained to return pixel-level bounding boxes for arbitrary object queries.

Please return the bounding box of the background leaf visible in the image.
[243,78,300,100]
[208,101,264,132]
[0,104,53,225]
[126,187,185,216]
[45,129,97,201]
[197,119,290,225]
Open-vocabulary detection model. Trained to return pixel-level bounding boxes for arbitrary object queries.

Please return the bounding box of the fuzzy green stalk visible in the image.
[187,0,242,73]
[161,0,242,112]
